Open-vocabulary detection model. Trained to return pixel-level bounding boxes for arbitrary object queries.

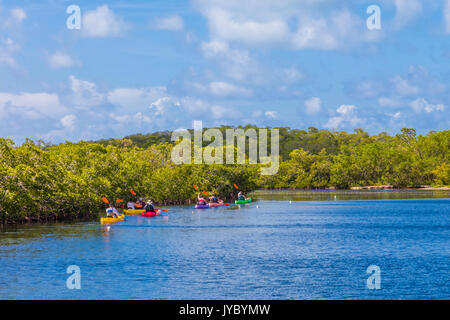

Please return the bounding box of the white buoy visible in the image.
[106,226,110,231]
[289,201,292,204]
[256,205,259,208]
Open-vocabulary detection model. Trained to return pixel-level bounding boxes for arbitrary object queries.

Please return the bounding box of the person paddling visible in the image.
[106,204,120,218]
[197,193,207,205]
[209,194,219,203]
[144,200,156,213]
[127,200,135,209]
[135,198,144,208]
[237,191,247,201]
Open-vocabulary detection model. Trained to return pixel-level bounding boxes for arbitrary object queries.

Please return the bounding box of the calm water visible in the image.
[0,191,449,300]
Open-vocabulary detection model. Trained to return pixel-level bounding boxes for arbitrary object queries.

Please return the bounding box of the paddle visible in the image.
[102,196,109,204]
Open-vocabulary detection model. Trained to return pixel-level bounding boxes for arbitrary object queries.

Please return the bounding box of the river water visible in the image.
[0,190,449,299]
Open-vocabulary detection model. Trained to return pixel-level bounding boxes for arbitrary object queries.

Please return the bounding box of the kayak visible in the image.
[124,208,145,215]
[141,209,161,217]
[235,198,252,204]
[101,214,125,224]
[209,201,224,208]
[195,204,209,209]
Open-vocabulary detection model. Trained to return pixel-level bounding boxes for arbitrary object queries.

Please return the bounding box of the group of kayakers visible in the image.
[196,191,248,206]
[107,191,249,217]
[106,198,156,218]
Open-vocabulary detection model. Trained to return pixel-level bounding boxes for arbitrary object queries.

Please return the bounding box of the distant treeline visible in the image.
[0,127,448,224]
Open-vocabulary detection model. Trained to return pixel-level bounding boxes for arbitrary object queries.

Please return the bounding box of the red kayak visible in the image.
[141,209,161,217]
[209,201,224,208]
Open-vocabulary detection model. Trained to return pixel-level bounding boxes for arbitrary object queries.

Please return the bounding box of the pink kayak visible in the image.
[141,209,161,217]
[209,201,224,208]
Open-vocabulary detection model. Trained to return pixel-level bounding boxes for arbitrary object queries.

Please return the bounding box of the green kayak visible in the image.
[235,198,252,204]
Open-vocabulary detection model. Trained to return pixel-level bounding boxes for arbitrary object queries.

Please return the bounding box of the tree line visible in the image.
[0,127,448,224]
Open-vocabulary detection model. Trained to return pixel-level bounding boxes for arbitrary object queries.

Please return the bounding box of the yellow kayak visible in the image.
[124,208,146,215]
[100,214,125,224]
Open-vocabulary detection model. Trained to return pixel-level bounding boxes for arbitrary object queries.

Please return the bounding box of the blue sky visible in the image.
[0,0,449,143]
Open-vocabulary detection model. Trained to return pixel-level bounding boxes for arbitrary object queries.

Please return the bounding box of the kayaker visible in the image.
[197,193,207,205]
[144,200,156,213]
[135,198,144,208]
[209,194,219,203]
[127,200,135,209]
[237,191,247,201]
[106,204,120,218]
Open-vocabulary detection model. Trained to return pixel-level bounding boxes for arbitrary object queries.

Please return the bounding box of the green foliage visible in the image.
[0,128,448,223]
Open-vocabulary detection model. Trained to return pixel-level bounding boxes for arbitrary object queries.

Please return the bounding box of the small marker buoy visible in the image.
[106,226,110,231]
[289,201,292,204]
[256,205,259,208]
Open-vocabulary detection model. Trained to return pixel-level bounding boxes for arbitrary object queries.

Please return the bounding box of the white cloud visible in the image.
[325,104,361,129]
[391,75,420,96]
[378,97,403,107]
[304,97,321,115]
[0,92,68,119]
[202,7,289,45]
[265,111,278,119]
[0,38,19,67]
[48,52,74,68]
[196,1,377,51]
[445,0,450,34]
[107,87,167,111]
[68,75,104,107]
[409,98,445,113]
[393,0,422,29]
[281,67,303,83]
[386,111,402,120]
[82,5,127,38]
[209,81,252,97]
[1,7,27,28]
[60,114,77,130]
[189,81,252,97]
[154,15,184,31]
[336,104,356,115]
[201,41,258,81]
[10,8,27,22]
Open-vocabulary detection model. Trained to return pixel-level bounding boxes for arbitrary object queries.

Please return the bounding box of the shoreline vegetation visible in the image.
[1,126,448,225]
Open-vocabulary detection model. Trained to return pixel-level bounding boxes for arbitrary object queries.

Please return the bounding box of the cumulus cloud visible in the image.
[393,0,422,29]
[60,114,77,130]
[81,5,128,38]
[0,38,19,67]
[154,15,184,31]
[378,97,403,107]
[68,75,104,107]
[265,111,278,119]
[202,6,289,45]
[325,104,361,129]
[201,40,258,81]
[304,97,322,115]
[10,8,27,22]
[107,87,167,111]
[0,92,68,120]
[48,52,75,68]
[195,0,378,51]
[391,75,420,96]
[188,81,252,97]
[409,98,445,113]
